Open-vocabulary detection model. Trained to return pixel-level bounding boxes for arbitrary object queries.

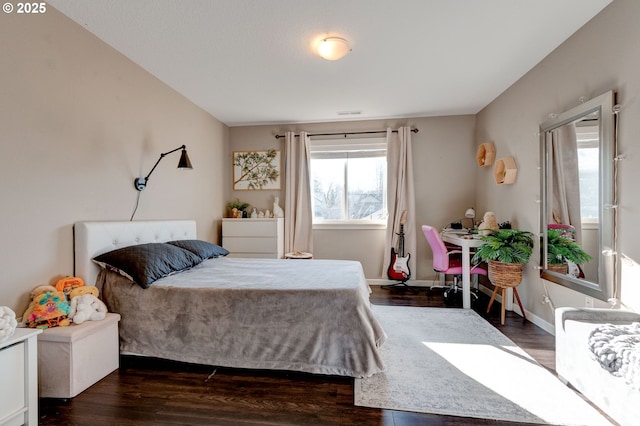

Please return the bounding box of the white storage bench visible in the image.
[37,313,120,398]
[556,307,640,426]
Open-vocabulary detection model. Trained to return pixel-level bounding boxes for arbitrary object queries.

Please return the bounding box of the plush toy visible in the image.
[55,276,85,296]
[27,291,70,329]
[67,286,106,324]
[68,286,99,299]
[478,211,499,236]
[68,294,107,324]
[0,306,18,342]
[22,285,57,323]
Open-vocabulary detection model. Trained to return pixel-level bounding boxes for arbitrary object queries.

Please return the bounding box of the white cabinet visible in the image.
[222,218,284,258]
[0,328,41,426]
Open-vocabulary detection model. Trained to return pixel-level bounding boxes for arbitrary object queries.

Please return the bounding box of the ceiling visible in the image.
[48,0,612,127]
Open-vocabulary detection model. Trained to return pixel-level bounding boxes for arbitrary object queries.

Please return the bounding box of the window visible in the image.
[310,138,387,226]
[576,123,599,222]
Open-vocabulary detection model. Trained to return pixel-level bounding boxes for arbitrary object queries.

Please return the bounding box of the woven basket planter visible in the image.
[547,263,569,275]
[488,261,524,288]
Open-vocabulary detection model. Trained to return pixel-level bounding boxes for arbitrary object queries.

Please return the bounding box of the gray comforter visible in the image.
[98,258,386,377]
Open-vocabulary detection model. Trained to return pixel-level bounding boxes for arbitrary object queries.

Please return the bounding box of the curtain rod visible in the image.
[274,128,419,139]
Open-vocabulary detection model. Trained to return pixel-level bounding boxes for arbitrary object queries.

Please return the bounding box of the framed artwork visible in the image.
[233,149,281,190]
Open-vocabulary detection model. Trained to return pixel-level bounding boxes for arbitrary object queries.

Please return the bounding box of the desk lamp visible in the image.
[465,208,476,229]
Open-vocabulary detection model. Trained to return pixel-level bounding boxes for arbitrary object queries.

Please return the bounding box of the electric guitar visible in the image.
[387,210,411,282]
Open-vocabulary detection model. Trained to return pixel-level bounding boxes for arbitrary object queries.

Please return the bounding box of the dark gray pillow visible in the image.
[93,243,202,288]
[167,239,229,259]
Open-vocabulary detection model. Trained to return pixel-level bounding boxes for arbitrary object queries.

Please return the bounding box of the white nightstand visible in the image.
[0,327,41,426]
[222,218,284,258]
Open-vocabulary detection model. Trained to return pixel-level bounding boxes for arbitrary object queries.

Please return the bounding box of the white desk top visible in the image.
[441,232,484,245]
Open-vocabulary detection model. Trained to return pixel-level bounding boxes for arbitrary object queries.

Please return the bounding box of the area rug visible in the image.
[355,305,611,425]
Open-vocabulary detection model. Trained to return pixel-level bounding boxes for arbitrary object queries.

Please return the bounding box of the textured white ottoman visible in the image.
[37,313,120,398]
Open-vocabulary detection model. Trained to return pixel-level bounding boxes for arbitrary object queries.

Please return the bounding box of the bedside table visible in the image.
[0,327,42,425]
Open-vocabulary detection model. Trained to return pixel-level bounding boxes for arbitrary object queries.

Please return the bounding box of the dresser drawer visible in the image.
[222,219,280,237]
[0,343,25,425]
[223,237,278,253]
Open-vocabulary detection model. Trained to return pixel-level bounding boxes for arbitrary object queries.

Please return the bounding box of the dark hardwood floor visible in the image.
[39,286,558,426]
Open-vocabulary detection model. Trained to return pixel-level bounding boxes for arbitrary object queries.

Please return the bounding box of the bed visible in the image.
[73,220,386,377]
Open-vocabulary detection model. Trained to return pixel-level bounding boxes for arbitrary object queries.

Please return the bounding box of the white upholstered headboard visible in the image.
[74,220,197,286]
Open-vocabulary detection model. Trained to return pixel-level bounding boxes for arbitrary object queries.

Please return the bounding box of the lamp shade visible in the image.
[317,37,351,61]
[465,208,475,219]
[178,148,192,169]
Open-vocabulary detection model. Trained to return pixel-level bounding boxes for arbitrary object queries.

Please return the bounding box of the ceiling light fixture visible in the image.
[317,37,351,61]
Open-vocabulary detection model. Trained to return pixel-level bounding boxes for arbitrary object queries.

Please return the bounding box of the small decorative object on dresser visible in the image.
[226,198,249,218]
[273,196,284,218]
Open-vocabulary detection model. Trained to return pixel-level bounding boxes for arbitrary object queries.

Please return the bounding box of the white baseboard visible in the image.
[368,279,441,287]
[521,309,555,335]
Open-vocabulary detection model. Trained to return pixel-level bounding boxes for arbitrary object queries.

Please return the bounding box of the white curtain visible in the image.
[284,131,313,253]
[548,123,583,243]
[382,127,416,279]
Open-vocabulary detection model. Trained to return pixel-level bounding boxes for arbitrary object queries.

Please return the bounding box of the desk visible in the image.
[441,232,484,309]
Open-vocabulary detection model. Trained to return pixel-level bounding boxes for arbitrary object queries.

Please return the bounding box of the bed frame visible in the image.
[74,220,196,286]
[72,219,385,377]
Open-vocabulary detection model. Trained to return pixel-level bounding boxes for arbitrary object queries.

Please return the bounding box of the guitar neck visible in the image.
[397,227,405,256]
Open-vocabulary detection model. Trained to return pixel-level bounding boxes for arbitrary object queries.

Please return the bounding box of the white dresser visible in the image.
[222,218,284,258]
[0,328,41,426]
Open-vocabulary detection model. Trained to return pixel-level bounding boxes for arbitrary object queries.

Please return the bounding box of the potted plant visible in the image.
[546,228,591,275]
[226,198,249,218]
[472,229,535,288]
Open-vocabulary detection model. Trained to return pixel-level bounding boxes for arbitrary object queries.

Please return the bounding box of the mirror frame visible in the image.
[539,90,616,301]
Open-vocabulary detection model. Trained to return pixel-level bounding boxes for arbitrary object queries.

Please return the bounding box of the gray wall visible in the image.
[475,0,640,325]
[228,115,476,280]
[0,8,227,314]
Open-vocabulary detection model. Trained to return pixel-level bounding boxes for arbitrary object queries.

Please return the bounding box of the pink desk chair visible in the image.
[422,225,487,304]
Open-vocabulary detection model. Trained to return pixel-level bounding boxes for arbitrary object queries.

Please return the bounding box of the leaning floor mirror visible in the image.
[539,90,617,301]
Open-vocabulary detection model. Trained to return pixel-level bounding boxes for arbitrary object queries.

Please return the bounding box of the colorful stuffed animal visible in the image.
[27,291,70,329]
[55,276,85,296]
[22,285,57,323]
[68,286,99,299]
[67,286,107,324]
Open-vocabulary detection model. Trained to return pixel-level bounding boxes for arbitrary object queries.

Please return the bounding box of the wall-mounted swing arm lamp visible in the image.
[134,145,193,191]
